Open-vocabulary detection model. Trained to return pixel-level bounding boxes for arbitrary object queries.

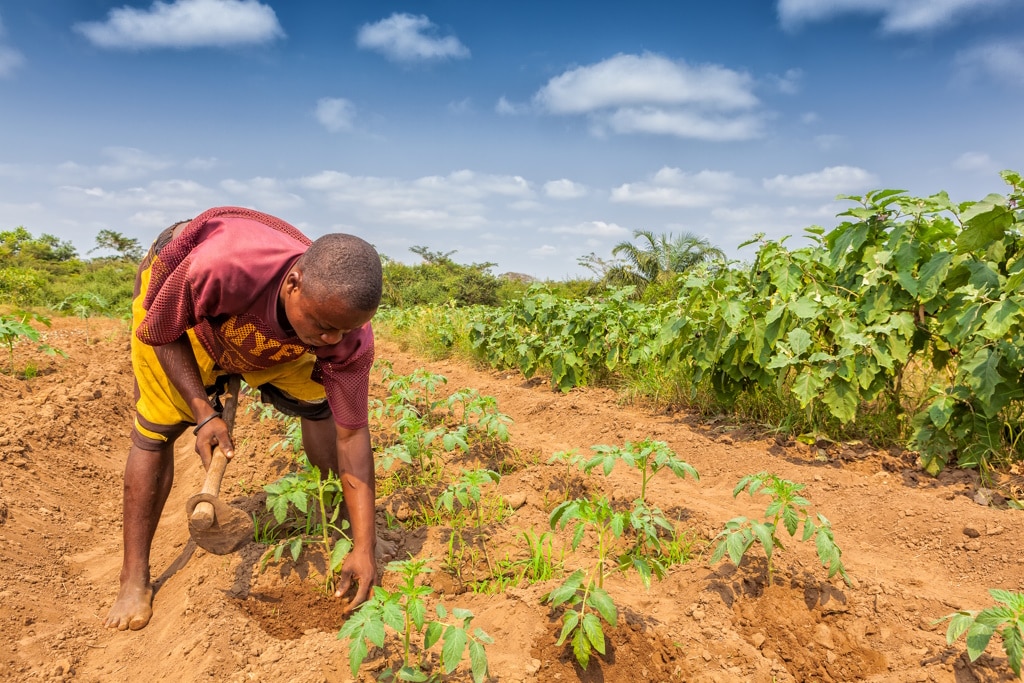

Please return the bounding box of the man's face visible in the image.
[282,273,375,347]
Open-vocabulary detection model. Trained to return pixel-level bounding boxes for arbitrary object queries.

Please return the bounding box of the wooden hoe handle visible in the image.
[190,375,241,530]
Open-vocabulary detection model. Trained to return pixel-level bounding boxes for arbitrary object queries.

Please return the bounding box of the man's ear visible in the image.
[284,268,303,294]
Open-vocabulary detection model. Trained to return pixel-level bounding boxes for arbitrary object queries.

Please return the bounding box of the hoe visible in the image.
[184,374,254,554]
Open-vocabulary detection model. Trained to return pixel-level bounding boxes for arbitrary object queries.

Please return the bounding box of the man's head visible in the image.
[280,233,383,347]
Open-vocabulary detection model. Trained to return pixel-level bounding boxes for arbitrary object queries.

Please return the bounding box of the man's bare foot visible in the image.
[104,581,154,631]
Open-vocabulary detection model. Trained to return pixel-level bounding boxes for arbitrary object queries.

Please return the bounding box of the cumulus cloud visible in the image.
[602,107,764,141]
[954,41,1024,87]
[953,151,998,172]
[74,0,284,50]
[768,68,803,94]
[777,0,1011,34]
[535,53,757,113]
[356,13,469,63]
[0,14,25,77]
[762,165,878,197]
[543,179,588,200]
[529,245,558,257]
[533,52,763,141]
[314,97,356,133]
[0,45,24,77]
[495,96,529,116]
[550,221,628,237]
[611,167,744,207]
[297,169,530,231]
[813,134,843,151]
[57,179,215,210]
[448,98,473,115]
[56,147,173,182]
[220,176,304,210]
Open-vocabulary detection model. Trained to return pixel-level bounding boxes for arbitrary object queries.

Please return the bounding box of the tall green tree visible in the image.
[609,229,725,289]
[90,229,144,261]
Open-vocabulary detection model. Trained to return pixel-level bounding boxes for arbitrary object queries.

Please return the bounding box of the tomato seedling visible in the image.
[710,472,848,586]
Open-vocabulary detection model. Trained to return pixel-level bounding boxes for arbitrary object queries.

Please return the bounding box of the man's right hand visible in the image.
[194,413,234,469]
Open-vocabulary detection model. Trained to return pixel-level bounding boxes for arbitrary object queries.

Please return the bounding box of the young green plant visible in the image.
[338,557,493,682]
[260,456,352,592]
[710,472,848,586]
[545,496,628,669]
[938,589,1024,678]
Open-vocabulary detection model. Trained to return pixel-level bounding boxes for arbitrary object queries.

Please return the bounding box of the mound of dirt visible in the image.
[0,317,1022,682]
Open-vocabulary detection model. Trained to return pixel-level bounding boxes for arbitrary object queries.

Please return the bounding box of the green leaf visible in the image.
[945,612,977,644]
[556,610,580,646]
[790,297,821,320]
[725,528,751,566]
[961,347,1004,409]
[441,625,468,674]
[424,621,443,650]
[965,621,997,662]
[822,379,859,424]
[750,521,775,562]
[791,370,825,408]
[980,298,1022,340]
[571,624,591,670]
[1003,625,1024,677]
[469,640,489,683]
[918,252,953,302]
[547,571,584,607]
[787,328,812,356]
[588,586,618,625]
[582,612,606,655]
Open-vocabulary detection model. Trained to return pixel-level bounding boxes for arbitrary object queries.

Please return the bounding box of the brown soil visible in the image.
[1,316,1022,682]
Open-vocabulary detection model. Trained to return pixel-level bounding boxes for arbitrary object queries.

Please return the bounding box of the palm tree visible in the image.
[610,229,725,288]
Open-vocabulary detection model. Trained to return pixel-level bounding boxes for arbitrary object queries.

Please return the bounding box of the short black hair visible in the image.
[299,234,382,312]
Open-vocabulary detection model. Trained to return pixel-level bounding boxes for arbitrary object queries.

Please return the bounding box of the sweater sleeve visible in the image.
[314,324,375,429]
[136,256,202,346]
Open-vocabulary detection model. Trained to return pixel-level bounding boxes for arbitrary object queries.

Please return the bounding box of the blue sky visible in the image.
[1,0,1022,279]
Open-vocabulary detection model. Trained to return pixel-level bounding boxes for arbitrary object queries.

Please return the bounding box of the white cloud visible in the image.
[0,14,25,77]
[57,147,172,182]
[600,107,763,141]
[448,98,473,115]
[954,41,1024,87]
[297,169,531,231]
[314,97,356,133]
[777,0,1011,34]
[769,68,803,94]
[813,134,843,151]
[220,176,304,210]
[529,245,558,257]
[495,96,529,116]
[611,168,744,207]
[0,46,24,78]
[184,156,221,170]
[762,165,878,197]
[356,13,469,63]
[800,111,819,124]
[535,52,757,113]
[544,179,588,199]
[550,221,628,237]
[533,52,764,141]
[953,151,998,172]
[74,0,284,50]
[57,179,215,210]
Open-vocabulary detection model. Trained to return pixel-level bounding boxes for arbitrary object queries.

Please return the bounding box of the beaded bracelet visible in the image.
[192,411,222,435]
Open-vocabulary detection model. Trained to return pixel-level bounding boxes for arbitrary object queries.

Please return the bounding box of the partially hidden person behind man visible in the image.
[104,206,382,631]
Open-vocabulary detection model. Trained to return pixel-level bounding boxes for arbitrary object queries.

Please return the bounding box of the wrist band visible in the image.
[193,411,222,435]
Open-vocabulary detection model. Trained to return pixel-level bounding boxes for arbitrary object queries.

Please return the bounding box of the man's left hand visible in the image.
[335,545,377,614]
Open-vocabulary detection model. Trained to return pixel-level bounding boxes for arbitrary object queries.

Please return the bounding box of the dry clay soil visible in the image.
[1,316,1023,683]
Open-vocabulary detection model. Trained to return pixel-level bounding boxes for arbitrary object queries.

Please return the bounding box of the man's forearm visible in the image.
[336,427,376,551]
[152,334,214,421]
